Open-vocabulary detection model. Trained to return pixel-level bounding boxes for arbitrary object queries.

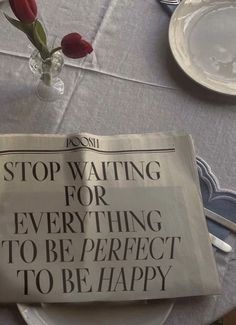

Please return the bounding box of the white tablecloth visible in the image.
[0,1,235,324]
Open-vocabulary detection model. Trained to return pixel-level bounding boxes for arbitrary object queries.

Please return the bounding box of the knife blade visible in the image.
[209,233,232,253]
[204,208,236,234]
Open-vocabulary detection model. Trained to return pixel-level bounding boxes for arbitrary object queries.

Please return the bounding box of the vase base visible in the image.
[36,78,64,102]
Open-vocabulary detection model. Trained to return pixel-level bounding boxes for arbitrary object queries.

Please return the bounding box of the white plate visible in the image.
[18,300,174,325]
[169,0,236,95]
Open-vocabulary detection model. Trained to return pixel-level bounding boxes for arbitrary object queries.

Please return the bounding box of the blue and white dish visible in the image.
[197,157,236,240]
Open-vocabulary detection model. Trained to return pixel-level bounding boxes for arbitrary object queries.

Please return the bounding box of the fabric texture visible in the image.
[0,0,235,324]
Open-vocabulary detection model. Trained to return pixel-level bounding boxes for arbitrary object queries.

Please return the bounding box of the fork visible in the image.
[159,0,181,5]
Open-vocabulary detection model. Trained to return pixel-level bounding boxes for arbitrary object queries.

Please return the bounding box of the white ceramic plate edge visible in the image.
[17,300,174,325]
[168,0,236,96]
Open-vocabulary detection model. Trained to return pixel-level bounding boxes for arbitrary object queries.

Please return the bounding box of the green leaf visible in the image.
[33,20,47,47]
[4,13,36,46]
[4,14,31,34]
[32,20,50,59]
[4,14,50,60]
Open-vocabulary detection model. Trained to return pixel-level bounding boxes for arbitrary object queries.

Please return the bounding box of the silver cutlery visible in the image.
[204,208,234,253]
[209,233,232,253]
[204,208,236,234]
[159,0,181,5]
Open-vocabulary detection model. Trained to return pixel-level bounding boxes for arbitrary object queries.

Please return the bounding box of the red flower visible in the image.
[61,33,93,59]
[9,0,37,23]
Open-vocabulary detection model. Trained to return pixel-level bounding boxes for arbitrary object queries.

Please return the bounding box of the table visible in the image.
[0,0,235,324]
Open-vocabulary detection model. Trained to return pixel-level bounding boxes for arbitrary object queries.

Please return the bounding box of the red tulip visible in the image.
[61,33,93,59]
[9,0,37,23]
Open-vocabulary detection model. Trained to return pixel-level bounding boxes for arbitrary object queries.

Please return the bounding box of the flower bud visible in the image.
[9,0,37,23]
[61,33,93,59]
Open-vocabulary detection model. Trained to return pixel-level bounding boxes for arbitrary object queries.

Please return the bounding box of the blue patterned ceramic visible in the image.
[197,157,236,240]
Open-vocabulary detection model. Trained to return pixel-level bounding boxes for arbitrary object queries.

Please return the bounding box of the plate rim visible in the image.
[17,300,175,325]
[168,0,236,96]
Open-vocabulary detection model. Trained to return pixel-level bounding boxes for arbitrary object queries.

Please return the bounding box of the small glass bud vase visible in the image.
[29,47,64,102]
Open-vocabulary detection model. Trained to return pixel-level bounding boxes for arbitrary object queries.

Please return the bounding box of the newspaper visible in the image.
[0,132,220,302]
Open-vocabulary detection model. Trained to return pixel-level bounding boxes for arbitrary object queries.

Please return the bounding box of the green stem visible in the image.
[50,47,62,56]
[41,59,52,86]
[39,48,51,61]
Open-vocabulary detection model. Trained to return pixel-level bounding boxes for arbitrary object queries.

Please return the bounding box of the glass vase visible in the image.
[29,46,64,102]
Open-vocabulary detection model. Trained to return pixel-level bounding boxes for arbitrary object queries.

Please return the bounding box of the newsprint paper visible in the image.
[0,132,220,303]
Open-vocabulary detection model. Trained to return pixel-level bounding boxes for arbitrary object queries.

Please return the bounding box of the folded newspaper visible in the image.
[0,132,220,302]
